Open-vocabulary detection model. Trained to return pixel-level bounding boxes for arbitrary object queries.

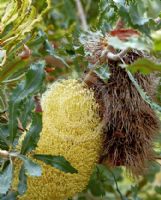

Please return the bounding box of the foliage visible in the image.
[0,0,161,199]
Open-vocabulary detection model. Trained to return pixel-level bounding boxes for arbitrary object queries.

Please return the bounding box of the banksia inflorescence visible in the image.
[102,51,160,176]
[17,80,103,200]
[82,31,160,176]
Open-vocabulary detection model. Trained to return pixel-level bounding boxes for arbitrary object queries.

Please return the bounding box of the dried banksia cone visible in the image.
[18,79,103,200]
[84,51,160,176]
[83,70,108,122]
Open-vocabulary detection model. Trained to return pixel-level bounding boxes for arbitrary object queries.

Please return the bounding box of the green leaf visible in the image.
[39,30,69,67]
[0,1,8,18]
[144,0,161,18]
[34,154,78,174]
[21,113,42,155]
[108,36,149,51]
[155,186,161,194]
[98,0,117,30]
[18,155,42,177]
[87,164,123,197]
[129,3,149,26]
[153,40,161,51]
[144,163,160,182]
[10,60,45,103]
[129,186,141,200]
[1,192,17,200]
[127,70,161,113]
[18,165,27,196]
[0,58,28,84]
[0,162,13,194]
[8,60,45,143]
[0,0,51,52]
[88,178,106,196]
[1,0,19,28]
[8,102,19,145]
[0,125,10,149]
[95,65,110,81]
[127,58,161,74]
[152,30,161,51]
[21,97,35,128]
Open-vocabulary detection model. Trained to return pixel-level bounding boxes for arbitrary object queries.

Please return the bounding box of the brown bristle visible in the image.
[84,50,160,176]
[83,70,108,120]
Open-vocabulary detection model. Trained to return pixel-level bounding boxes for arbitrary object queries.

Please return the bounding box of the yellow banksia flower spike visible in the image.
[16,79,103,200]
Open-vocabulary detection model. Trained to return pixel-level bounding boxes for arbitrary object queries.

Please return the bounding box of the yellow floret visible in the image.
[18,79,103,200]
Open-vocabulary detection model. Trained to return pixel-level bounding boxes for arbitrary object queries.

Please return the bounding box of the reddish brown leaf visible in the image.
[109,29,140,40]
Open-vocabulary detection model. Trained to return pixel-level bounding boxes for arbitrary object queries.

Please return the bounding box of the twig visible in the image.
[107,48,130,61]
[2,73,25,84]
[109,169,125,200]
[75,0,88,31]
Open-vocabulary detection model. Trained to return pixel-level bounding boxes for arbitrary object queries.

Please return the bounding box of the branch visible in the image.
[0,150,19,159]
[107,48,130,61]
[0,150,9,158]
[75,0,88,31]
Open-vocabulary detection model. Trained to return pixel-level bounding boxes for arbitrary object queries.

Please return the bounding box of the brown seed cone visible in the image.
[83,70,108,120]
[84,50,160,176]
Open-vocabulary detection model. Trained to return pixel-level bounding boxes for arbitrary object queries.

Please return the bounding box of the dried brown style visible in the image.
[84,50,160,176]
